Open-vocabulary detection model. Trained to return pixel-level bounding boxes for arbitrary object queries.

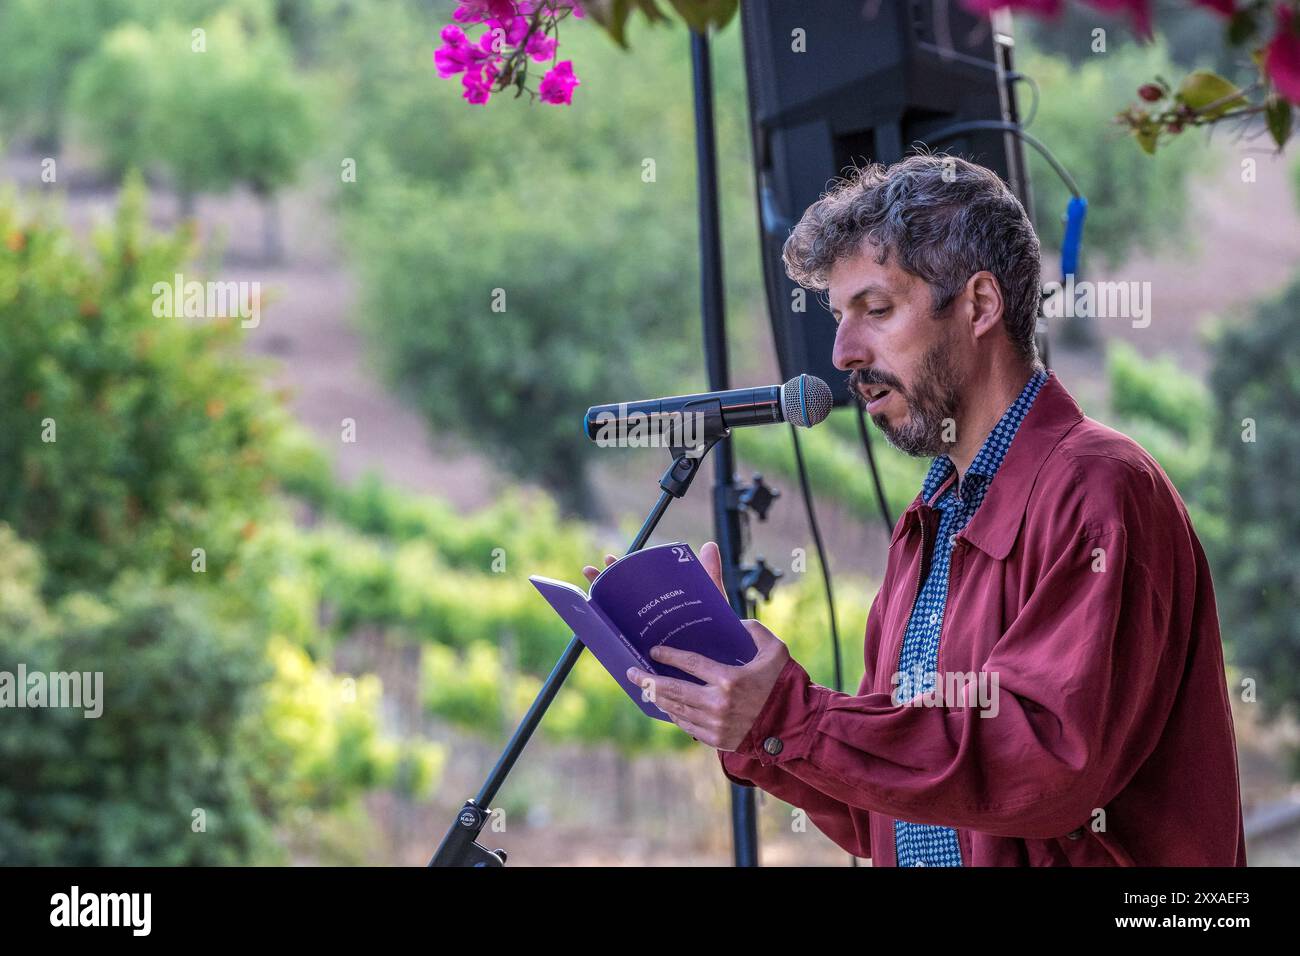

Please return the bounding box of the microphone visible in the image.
[584,374,833,447]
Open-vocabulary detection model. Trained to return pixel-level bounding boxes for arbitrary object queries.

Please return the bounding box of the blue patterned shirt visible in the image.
[892,369,1048,866]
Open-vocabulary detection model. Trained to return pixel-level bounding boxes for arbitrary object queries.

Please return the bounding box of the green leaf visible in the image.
[1134,124,1160,155]
[1176,70,1247,119]
[1266,95,1293,150]
[631,0,671,25]
[1226,9,1257,47]
[586,0,635,49]
[666,0,739,33]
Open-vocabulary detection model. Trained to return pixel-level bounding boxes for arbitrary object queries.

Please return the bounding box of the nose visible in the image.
[832,320,872,373]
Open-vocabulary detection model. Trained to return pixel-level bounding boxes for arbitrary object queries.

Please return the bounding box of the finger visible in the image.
[650,644,737,686]
[581,554,619,584]
[742,619,785,656]
[647,689,713,725]
[699,541,726,597]
[669,713,715,746]
[626,667,710,710]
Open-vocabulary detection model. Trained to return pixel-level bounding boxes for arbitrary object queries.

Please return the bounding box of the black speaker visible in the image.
[740,0,1032,406]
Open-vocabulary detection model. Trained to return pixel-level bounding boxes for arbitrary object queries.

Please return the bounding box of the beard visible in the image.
[849,336,963,458]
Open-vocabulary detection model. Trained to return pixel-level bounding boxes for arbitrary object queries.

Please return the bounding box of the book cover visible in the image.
[529,542,757,721]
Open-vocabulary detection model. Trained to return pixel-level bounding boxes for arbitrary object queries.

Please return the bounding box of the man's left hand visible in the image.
[628,621,789,751]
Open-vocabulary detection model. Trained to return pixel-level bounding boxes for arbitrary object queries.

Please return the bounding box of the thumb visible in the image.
[699,541,727,597]
[742,619,786,657]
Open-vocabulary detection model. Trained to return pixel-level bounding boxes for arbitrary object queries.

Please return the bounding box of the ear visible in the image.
[968,271,1004,340]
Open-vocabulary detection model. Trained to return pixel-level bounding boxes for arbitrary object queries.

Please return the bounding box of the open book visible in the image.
[529,542,757,721]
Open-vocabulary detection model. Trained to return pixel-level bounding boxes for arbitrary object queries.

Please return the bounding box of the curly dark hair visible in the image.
[782,153,1043,365]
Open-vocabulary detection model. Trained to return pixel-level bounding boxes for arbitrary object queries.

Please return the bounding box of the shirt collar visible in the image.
[890,369,1084,559]
[920,369,1048,506]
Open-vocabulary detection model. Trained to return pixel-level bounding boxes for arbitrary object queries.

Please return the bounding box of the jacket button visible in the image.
[1066,827,1085,840]
[762,737,784,756]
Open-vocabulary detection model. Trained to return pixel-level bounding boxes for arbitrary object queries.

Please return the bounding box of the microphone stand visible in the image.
[429,408,729,866]
[430,25,771,868]
[690,26,763,867]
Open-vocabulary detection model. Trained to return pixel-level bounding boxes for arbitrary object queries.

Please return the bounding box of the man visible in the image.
[584,153,1245,866]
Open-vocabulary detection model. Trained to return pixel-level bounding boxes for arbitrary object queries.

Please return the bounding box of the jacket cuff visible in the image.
[717,749,756,788]
[732,656,829,768]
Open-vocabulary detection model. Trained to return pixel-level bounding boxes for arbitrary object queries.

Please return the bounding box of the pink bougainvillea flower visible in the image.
[525,29,558,62]
[435,24,488,77]
[438,2,586,106]
[502,13,534,47]
[1191,0,1235,16]
[961,0,1150,40]
[538,59,580,104]
[463,59,503,104]
[1266,6,1300,104]
[457,0,516,21]
[1081,0,1153,40]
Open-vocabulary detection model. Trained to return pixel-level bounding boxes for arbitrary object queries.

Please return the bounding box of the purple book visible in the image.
[529,542,757,721]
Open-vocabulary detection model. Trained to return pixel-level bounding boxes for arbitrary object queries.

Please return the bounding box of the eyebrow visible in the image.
[830,283,891,317]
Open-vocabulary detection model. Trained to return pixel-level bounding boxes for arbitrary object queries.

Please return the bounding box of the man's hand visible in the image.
[582,541,790,751]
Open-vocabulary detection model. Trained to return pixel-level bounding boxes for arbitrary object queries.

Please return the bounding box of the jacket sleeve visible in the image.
[720,524,1174,840]
[715,590,890,859]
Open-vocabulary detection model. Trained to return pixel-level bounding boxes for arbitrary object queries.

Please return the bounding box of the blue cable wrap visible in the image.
[1061,195,1088,278]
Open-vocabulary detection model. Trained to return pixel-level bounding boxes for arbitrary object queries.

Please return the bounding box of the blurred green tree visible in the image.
[0,0,135,151]
[69,11,315,259]
[0,185,439,864]
[0,176,278,592]
[1204,276,1300,753]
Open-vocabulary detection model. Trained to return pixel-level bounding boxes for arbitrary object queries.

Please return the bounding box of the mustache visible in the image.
[848,368,902,395]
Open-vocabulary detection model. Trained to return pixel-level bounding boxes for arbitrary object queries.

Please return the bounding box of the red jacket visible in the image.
[720,370,1247,866]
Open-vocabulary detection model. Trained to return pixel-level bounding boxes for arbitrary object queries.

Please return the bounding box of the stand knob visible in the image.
[738,473,780,521]
[741,556,782,602]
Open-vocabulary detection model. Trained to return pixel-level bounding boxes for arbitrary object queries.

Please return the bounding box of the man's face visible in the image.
[827,244,968,458]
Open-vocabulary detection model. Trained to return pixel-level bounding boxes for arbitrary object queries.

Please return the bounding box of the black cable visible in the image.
[788,421,844,697]
[787,420,860,867]
[854,404,895,536]
[1008,71,1040,129]
[925,119,1083,198]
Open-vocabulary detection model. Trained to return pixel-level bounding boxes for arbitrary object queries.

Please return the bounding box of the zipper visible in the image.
[934,531,954,678]
[891,508,930,687]
[897,494,967,868]
[909,511,928,622]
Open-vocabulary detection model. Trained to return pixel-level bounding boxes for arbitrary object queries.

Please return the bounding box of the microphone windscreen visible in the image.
[781,374,833,428]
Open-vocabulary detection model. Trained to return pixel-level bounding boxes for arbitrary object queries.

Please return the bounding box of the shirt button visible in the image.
[762,737,784,756]
[929,612,939,626]
[1066,827,1085,840]
[948,534,958,547]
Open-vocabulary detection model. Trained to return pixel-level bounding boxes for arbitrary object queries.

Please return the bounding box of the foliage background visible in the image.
[0,0,1294,863]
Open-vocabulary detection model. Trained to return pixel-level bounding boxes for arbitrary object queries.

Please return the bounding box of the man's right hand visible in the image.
[581,553,618,585]
[582,542,729,591]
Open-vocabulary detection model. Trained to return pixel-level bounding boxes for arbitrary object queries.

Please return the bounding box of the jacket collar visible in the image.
[889,369,1084,559]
